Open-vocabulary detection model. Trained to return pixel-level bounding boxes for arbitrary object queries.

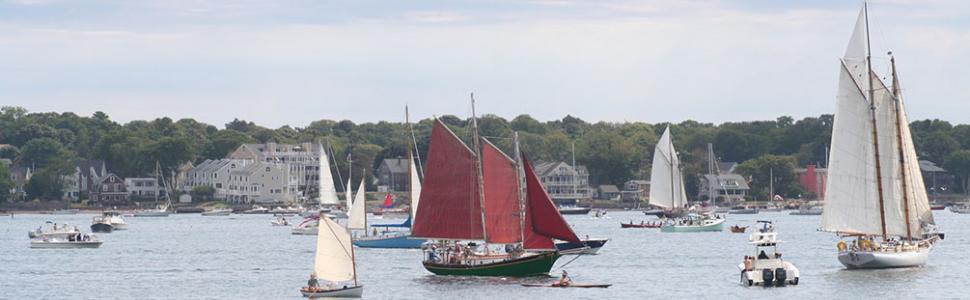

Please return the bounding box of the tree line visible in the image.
[1,106,969,202]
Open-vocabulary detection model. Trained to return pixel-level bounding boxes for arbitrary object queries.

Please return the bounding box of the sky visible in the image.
[1,0,969,128]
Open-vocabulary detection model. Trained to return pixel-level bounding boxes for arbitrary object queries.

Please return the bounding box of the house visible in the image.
[126,177,164,201]
[90,173,128,204]
[621,180,650,202]
[533,161,591,205]
[795,164,827,199]
[62,160,109,201]
[227,143,320,195]
[9,165,31,200]
[598,185,621,201]
[181,159,251,199]
[376,158,409,192]
[920,160,955,196]
[718,162,739,174]
[224,161,299,204]
[698,174,750,202]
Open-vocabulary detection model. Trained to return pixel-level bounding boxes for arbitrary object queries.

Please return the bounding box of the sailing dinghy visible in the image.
[300,217,362,298]
[821,3,943,269]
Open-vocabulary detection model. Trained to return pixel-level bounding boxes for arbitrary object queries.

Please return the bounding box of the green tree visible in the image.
[19,138,70,168]
[736,155,798,200]
[0,162,13,202]
[203,129,256,159]
[945,150,970,195]
[920,131,959,164]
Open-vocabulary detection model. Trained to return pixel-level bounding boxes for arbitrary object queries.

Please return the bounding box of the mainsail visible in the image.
[347,179,367,230]
[482,139,522,244]
[649,126,688,209]
[522,153,582,250]
[318,144,339,205]
[313,217,355,282]
[822,6,934,238]
[411,119,484,240]
[409,155,422,222]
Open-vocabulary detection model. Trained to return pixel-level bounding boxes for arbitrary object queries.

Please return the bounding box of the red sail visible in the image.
[522,153,581,250]
[382,193,394,208]
[411,120,484,240]
[481,139,522,244]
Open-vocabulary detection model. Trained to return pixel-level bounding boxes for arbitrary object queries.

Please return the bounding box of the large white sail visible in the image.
[345,178,352,210]
[347,179,367,230]
[409,157,422,222]
[648,126,687,209]
[313,217,355,282]
[318,144,339,205]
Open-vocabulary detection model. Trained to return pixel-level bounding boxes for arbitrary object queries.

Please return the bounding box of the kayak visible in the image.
[521,283,612,288]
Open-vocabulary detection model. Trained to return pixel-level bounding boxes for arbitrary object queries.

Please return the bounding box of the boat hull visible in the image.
[291,227,317,235]
[90,223,113,233]
[660,219,724,233]
[353,234,425,249]
[838,249,930,269]
[555,238,608,255]
[423,252,559,277]
[133,211,170,217]
[30,241,103,249]
[202,210,232,216]
[301,285,363,298]
[559,208,591,215]
[729,209,759,215]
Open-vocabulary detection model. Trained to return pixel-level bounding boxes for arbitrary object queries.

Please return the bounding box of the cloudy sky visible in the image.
[1,0,968,127]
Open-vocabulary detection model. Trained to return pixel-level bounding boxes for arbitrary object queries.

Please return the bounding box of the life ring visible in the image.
[837,241,847,251]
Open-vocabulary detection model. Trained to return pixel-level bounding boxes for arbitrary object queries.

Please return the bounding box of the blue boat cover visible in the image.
[373,216,411,228]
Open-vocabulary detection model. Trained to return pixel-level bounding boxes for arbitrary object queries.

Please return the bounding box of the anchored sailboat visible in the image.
[821,3,943,269]
[299,216,362,298]
[414,108,580,276]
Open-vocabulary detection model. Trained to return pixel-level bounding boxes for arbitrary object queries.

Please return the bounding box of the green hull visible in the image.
[660,220,724,233]
[423,252,560,277]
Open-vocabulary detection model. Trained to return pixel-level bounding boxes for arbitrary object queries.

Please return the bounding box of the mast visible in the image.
[362,168,367,234]
[890,55,913,241]
[864,2,889,241]
[407,105,425,178]
[470,93,489,245]
[708,143,715,208]
[406,106,415,226]
[769,168,774,201]
[514,132,527,245]
[571,142,577,204]
[668,129,677,209]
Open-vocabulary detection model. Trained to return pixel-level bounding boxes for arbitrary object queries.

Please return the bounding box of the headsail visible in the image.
[318,144,339,205]
[522,153,581,250]
[481,138,522,244]
[347,179,367,230]
[313,217,355,282]
[409,155,422,222]
[345,178,352,210]
[648,126,687,209]
[411,119,484,240]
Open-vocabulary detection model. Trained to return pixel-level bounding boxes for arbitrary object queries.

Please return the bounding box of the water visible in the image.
[1,211,966,299]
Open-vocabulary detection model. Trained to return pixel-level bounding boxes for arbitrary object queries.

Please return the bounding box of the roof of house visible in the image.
[598,185,620,193]
[919,160,946,173]
[702,174,750,190]
[718,162,739,174]
[533,161,588,177]
[380,158,409,174]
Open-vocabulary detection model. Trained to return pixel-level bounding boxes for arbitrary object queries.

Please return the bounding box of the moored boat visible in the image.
[822,4,942,270]
[660,213,725,233]
[789,206,822,216]
[90,217,113,233]
[728,206,759,214]
[620,221,661,228]
[558,206,591,215]
[730,225,748,233]
[201,208,232,216]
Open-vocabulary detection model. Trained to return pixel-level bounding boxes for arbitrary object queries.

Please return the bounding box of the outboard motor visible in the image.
[774,268,787,286]
[762,268,774,287]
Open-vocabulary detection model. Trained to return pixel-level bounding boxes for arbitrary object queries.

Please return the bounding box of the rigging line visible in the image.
[321,218,355,261]
[554,253,585,270]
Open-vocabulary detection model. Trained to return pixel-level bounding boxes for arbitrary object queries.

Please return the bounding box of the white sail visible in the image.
[898,95,935,231]
[648,126,687,209]
[345,178,353,210]
[313,217,355,282]
[347,179,367,230]
[409,157,422,222]
[318,144,339,205]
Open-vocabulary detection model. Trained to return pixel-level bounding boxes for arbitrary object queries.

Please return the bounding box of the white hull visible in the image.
[133,211,170,217]
[292,227,318,235]
[838,248,930,269]
[739,259,800,286]
[110,223,128,230]
[301,286,363,298]
[31,240,102,249]
[202,209,232,216]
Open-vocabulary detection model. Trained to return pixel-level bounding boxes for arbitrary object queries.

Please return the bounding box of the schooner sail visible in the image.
[821,4,942,269]
[318,144,340,206]
[649,126,688,211]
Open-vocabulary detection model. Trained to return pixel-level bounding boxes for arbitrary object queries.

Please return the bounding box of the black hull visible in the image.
[90,223,113,233]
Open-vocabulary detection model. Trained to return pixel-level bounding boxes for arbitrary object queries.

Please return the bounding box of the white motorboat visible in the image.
[90,216,114,233]
[243,205,270,214]
[202,208,232,216]
[821,4,943,270]
[133,208,170,217]
[660,213,725,233]
[789,206,822,216]
[28,223,78,239]
[31,232,103,249]
[738,221,799,286]
[102,211,127,230]
[728,206,759,214]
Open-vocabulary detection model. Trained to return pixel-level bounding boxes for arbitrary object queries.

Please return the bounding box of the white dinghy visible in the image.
[299,217,362,298]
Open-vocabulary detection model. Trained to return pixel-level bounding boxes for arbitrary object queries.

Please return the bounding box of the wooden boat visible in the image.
[821,4,942,269]
[730,225,748,233]
[413,117,582,277]
[620,221,661,228]
[647,126,688,216]
[299,216,362,298]
[521,283,612,288]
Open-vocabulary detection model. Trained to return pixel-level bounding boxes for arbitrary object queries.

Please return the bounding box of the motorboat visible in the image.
[950,206,970,214]
[28,223,77,239]
[202,208,232,216]
[738,221,799,286]
[789,206,823,216]
[30,232,103,249]
[558,206,591,215]
[90,216,114,233]
[270,206,302,215]
[243,205,271,214]
[101,211,127,230]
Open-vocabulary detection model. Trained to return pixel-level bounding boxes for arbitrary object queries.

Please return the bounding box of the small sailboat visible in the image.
[299,217,362,298]
[652,127,724,233]
[738,221,799,286]
[135,162,172,217]
[821,4,943,269]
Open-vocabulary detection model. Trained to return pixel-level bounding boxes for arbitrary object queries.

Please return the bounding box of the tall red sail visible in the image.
[481,139,522,244]
[522,153,581,250]
[411,120,484,240]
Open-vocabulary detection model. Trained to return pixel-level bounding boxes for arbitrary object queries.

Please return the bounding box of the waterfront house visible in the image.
[621,180,650,202]
[534,161,591,205]
[90,173,129,204]
[225,161,299,204]
[698,174,750,202]
[227,142,320,196]
[126,177,164,201]
[597,185,621,201]
[795,164,827,200]
[376,158,409,192]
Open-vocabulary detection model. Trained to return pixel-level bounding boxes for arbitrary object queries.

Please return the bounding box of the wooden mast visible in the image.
[470,93,489,246]
[514,132,527,246]
[890,56,914,241]
[863,2,890,241]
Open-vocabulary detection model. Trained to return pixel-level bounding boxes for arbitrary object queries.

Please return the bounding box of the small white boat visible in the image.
[292,217,320,235]
[133,209,170,217]
[738,221,799,286]
[243,205,270,214]
[951,206,970,214]
[660,213,725,233]
[102,211,128,230]
[729,207,759,214]
[50,209,79,215]
[31,233,103,249]
[272,215,291,226]
[301,286,363,298]
[789,206,822,216]
[299,215,362,298]
[202,208,232,216]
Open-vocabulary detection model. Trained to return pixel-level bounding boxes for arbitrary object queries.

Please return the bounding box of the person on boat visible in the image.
[372,228,379,236]
[307,273,320,291]
[742,256,752,273]
[758,250,769,260]
[558,270,572,287]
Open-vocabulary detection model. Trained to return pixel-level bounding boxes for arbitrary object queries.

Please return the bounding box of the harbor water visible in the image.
[1,211,966,299]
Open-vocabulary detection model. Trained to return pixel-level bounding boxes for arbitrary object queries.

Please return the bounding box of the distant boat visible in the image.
[821,4,943,269]
[660,213,724,233]
[652,127,724,233]
[134,162,172,217]
[30,231,102,249]
[51,209,79,215]
[729,207,759,215]
[789,206,822,216]
[242,205,270,214]
[292,216,320,236]
[555,238,609,255]
[738,221,799,286]
[950,206,970,214]
[620,221,661,229]
[201,208,232,216]
[90,215,114,233]
[558,206,591,215]
[299,216,362,298]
